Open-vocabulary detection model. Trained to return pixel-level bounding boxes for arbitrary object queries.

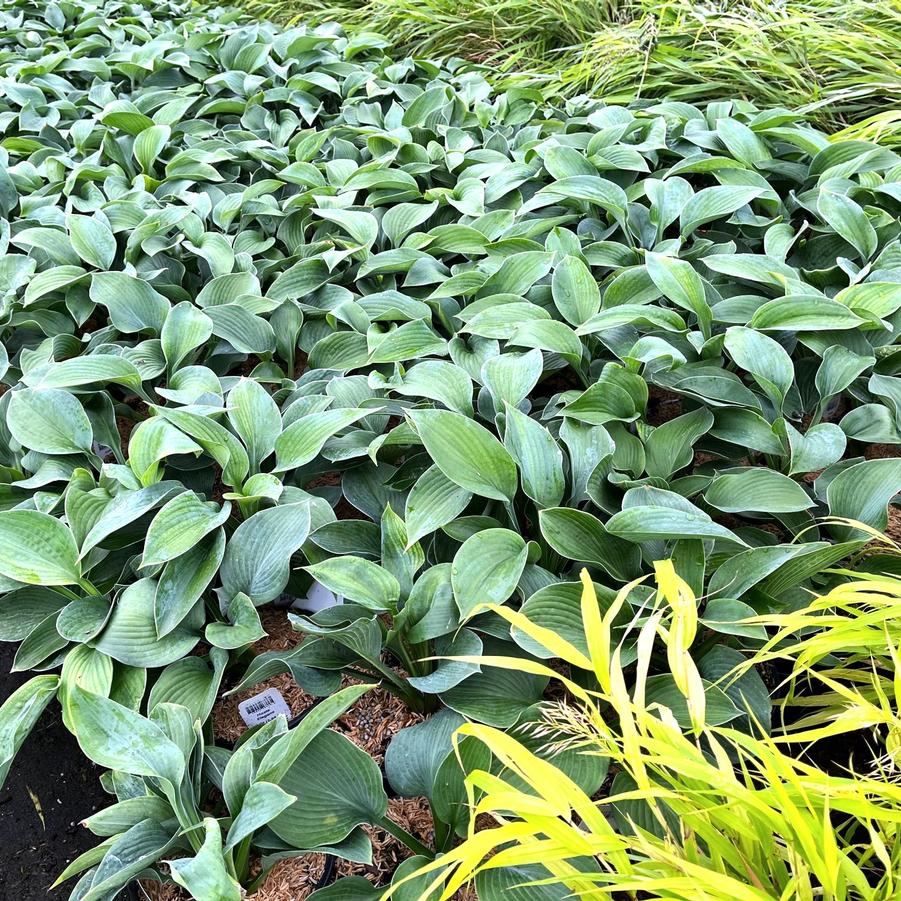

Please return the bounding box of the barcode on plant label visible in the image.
[238,688,291,727]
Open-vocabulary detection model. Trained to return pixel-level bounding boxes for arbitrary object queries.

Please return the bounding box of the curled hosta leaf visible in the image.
[169,819,241,901]
[0,675,59,790]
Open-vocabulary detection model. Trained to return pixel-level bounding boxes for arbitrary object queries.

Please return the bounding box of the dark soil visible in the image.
[0,642,111,900]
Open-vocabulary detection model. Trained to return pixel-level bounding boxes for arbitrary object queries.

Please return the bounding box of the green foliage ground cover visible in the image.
[246,0,901,145]
[0,0,899,897]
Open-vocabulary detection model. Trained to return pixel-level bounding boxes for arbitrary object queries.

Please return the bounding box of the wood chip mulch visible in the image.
[249,853,331,900]
[137,853,331,901]
[212,607,315,743]
[866,443,901,460]
[332,679,424,764]
[645,387,682,426]
[886,505,901,544]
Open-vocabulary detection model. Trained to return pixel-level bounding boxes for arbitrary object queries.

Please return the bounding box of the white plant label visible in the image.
[238,688,291,726]
[291,579,343,613]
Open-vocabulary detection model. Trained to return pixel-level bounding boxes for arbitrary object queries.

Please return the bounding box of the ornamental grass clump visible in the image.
[400,566,901,900]
[0,0,898,897]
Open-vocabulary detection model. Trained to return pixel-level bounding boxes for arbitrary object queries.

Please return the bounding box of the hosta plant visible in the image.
[55,684,371,899]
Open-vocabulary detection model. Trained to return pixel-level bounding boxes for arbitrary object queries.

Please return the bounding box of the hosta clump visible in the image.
[0,0,900,896]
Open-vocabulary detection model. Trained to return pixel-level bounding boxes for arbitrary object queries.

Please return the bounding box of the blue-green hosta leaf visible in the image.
[93,578,202,667]
[407,408,517,503]
[370,360,473,417]
[407,630,482,694]
[7,387,93,454]
[644,407,714,480]
[0,587,68,641]
[147,649,227,724]
[645,252,712,338]
[67,214,117,270]
[169,819,241,901]
[275,408,373,471]
[0,675,59,790]
[224,782,296,852]
[482,349,543,412]
[255,683,374,785]
[69,686,185,786]
[680,185,763,235]
[576,304,687,334]
[154,408,249,489]
[304,556,400,611]
[717,118,772,165]
[315,208,379,248]
[404,465,473,547]
[710,408,784,455]
[817,187,877,260]
[440,639,548,727]
[840,405,901,443]
[206,304,276,355]
[704,467,814,513]
[368,319,447,364]
[699,598,766,640]
[0,510,80,585]
[270,729,388,848]
[827,458,901,539]
[751,295,866,331]
[160,301,214,372]
[80,482,182,558]
[384,708,465,800]
[89,272,170,335]
[814,346,875,399]
[781,421,847,476]
[81,819,178,901]
[476,863,597,901]
[513,581,620,659]
[452,528,528,618]
[534,176,627,219]
[227,378,282,473]
[606,505,746,545]
[502,404,565,508]
[551,255,600,326]
[707,541,851,599]
[23,356,143,392]
[133,124,171,173]
[723,325,794,410]
[835,282,901,319]
[220,502,312,604]
[267,257,331,302]
[205,592,266,649]
[23,265,87,306]
[142,491,231,567]
[538,507,641,581]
